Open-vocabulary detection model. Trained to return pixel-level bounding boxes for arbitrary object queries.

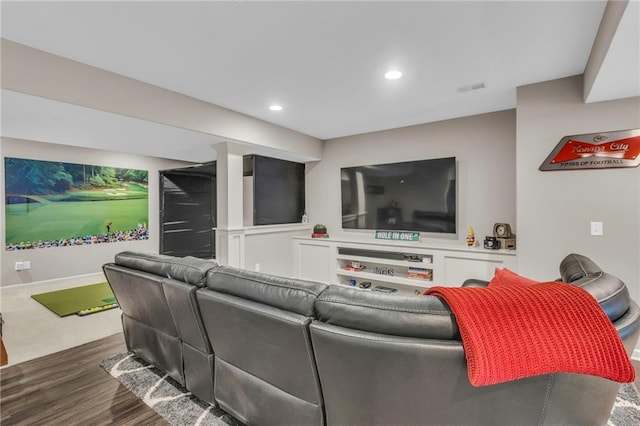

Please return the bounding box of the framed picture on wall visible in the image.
[4,157,149,250]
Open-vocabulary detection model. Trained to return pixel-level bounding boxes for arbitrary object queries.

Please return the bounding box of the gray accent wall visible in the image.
[516,75,640,301]
[307,110,517,246]
[0,137,193,287]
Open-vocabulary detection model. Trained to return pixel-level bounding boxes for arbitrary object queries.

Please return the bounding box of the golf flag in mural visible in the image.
[4,157,149,250]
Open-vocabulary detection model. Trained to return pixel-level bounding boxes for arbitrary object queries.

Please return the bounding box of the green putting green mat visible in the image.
[31,282,117,317]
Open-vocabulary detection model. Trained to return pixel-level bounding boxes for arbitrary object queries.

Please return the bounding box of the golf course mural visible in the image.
[5,157,149,250]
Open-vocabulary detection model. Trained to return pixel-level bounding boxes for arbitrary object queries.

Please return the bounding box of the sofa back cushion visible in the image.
[162,278,211,353]
[315,285,459,340]
[197,291,323,403]
[103,265,178,334]
[197,269,327,425]
[103,264,184,383]
[115,251,217,287]
[205,266,327,317]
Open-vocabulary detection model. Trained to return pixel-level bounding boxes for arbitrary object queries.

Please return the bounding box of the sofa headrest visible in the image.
[559,253,630,322]
[205,266,328,317]
[114,251,218,287]
[315,285,459,340]
[560,253,602,282]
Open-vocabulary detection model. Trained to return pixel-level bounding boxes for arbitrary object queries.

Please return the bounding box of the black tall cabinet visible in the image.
[159,162,216,259]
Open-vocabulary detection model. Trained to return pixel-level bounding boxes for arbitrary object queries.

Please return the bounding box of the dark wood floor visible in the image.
[0,333,167,426]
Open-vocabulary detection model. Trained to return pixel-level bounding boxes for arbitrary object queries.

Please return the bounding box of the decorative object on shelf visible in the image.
[312,224,329,238]
[407,266,432,280]
[466,226,475,247]
[498,238,516,250]
[492,223,516,249]
[313,224,327,233]
[403,254,424,262]
[358,281,372,289]
[374,266,395,276]
[372,286,397,293]
[539,128,640,171]
[301,211,309,223]
[374,230,420,242]
[345,260,365,272]
[484,236,500,249]
[493,223,512,238]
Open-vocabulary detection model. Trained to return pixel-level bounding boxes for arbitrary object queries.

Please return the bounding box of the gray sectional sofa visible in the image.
[103,251,640,426]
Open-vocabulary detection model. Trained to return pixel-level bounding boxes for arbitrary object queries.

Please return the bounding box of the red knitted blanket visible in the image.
[424,268,635,387]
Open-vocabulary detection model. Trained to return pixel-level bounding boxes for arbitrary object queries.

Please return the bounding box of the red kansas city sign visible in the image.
[539,129,640,171]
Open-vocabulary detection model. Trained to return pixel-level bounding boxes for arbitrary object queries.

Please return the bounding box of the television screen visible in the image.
[341,157,456,234]
[252,155,305,225]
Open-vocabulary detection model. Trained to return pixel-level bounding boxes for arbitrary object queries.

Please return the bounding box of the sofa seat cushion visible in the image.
[115,251,217,287]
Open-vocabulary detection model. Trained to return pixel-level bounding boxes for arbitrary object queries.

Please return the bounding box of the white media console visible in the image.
[292,236,517,294]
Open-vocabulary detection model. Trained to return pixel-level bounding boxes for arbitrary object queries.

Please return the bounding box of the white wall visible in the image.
[516,76,640,301]
[307,110,517,246]
[2,40,323,162]
[243,226,311,277]
[1,137,193,286]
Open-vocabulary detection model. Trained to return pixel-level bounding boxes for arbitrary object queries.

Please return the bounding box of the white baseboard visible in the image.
[1,272,104,290]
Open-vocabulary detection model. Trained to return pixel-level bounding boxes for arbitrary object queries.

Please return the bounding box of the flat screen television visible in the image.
[249,155,305,226]
[341,157,456,234]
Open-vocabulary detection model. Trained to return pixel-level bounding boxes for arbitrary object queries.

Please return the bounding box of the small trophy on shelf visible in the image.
[466,226,476,247]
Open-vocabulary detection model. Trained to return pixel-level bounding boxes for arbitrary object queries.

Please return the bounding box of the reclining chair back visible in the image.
[103,251,218,403]
[197,266,327,426]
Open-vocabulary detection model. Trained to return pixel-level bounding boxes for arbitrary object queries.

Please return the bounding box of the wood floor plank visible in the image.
[0,333,167,425]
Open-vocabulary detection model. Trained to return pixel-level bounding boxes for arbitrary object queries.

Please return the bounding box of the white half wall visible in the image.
[243,225,312,278]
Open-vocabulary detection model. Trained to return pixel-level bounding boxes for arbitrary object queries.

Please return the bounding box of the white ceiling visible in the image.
[1,1,638,162]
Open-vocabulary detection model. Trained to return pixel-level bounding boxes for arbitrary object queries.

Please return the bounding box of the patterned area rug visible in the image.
[101,352,640,426]
[101,352,242,426]
[610,381,640,426]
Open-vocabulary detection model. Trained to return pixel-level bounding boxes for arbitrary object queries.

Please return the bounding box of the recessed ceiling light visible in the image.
[269,105,283,111]
[384,70,402,80]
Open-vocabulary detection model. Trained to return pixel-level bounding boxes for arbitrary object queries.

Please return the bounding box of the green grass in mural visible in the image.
[31,282,117,317]
[5,197,148,244]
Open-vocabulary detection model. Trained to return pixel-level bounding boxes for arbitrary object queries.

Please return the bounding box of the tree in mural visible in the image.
[5,159,145,195]
[5,158,74,195]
